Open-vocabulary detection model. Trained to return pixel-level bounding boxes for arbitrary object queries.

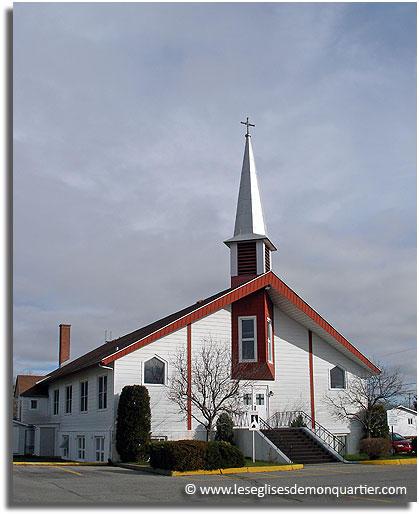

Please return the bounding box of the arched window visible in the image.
[144,357,166,385]
[330,366,346,389]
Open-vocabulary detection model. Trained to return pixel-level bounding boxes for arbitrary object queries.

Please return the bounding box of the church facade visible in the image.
[16,123,379,462]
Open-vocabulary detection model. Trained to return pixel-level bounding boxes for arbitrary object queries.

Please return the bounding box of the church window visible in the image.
[330,366,346,389]
[144,357,166,385]
[267,318,273,363]
[239,316,257,362]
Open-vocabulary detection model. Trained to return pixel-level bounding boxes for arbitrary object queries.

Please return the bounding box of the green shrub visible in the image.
[116,385,151,462]
[149,440,245,471]
[365,404,390,439]
[150,440,208,471]
[215,413,234,444]
[359,438,391,459]
[206,441,245,469]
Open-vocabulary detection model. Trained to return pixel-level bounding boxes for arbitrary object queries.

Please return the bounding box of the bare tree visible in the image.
[168,338,251,440]
[325,364,404,438]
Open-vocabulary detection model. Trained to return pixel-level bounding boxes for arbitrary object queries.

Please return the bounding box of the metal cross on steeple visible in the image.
[241,117,255,137]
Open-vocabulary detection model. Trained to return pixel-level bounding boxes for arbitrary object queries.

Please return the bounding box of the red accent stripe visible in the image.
[308,330,315,429]
[187,324,192,431]
[102,272,379,374]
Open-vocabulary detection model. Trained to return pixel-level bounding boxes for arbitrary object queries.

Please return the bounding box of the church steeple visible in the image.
[224,119,276,287]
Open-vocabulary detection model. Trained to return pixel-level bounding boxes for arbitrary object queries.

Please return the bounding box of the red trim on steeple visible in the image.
[187,324,192,430]
[102,272,380,374]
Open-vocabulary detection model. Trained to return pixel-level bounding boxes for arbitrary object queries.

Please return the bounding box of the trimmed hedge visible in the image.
[359,438,391,459]
[149,440,245,471]
[206,441,245,469]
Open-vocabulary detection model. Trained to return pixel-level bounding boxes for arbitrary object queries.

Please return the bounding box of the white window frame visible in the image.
[329,366,347,390]
[97,375,108,410]
[80,380,88,412]
[65,385,72,414]
[95,436,105,462]
[53,389,59,415]
[29,399,38,410]
[77,436,86,461]
[267,317,273,363]
[238,316,257,363]
[143,355,167,386]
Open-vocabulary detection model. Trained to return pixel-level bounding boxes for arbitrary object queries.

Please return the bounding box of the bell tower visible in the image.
[224,118,276,288]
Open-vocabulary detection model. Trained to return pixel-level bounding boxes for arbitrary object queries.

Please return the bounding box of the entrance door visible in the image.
[252,386,268,422]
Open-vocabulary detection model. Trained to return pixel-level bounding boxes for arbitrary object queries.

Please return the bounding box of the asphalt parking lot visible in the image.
[12,462,416,505]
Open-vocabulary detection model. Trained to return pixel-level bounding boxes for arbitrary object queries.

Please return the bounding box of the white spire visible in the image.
[224,127,276,251]
[233,134,268,238]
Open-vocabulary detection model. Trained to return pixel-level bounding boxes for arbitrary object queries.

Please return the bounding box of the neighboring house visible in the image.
[387,406,417,438]
[14,375,45,421]
[17,127,380,462]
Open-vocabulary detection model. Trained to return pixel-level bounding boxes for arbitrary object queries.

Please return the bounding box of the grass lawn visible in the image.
[344,453,416,461]
[13,455,77,463]
[127,460,150,466]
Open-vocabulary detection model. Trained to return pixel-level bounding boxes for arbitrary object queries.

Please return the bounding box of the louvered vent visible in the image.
[265,245,270,272]
[237,242,257,275]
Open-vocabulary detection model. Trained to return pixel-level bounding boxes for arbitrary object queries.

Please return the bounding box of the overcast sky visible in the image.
[13,2,416,393]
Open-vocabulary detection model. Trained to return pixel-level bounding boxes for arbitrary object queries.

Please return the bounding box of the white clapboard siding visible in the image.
[114,326,188,440]
[268,307,311,414]
[47,367,114,432]
[21,397,49,425]
[311,331,366,433]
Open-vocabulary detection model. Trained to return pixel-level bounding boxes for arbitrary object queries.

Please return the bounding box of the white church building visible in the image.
[15,122,380,463]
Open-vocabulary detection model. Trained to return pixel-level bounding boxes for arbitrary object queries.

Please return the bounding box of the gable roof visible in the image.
[34,271,379,387]
[390,405,417,415]
[31,286,234,387]
[15,375,45,396]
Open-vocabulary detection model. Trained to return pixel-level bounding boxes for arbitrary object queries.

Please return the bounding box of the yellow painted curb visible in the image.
[172,464,304,476]
[13,462,107,466]
[359,458,417,466]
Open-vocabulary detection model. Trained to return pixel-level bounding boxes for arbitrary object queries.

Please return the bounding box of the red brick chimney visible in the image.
[59,324,71,366]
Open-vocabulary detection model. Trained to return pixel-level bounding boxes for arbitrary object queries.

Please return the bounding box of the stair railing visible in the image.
[266,411,345,456]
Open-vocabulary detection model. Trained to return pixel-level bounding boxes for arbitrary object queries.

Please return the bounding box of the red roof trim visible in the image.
[102,272,379,374]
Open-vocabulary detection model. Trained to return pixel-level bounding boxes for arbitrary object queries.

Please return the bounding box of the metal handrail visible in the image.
[259,417,293,454]
[266,411,345,456]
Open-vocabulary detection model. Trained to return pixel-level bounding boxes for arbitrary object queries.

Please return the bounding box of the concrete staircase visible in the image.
[261,428,339,464]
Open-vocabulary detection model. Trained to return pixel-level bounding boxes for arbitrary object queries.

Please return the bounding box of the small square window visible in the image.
[30,399,38,410]
[243,393,252,406]
[256,394,265,406]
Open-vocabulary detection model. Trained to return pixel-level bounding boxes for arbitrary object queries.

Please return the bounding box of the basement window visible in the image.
[144,357,166,385]
[60,435,69,458]
[239,316,257,362]
[330,366,346,389]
